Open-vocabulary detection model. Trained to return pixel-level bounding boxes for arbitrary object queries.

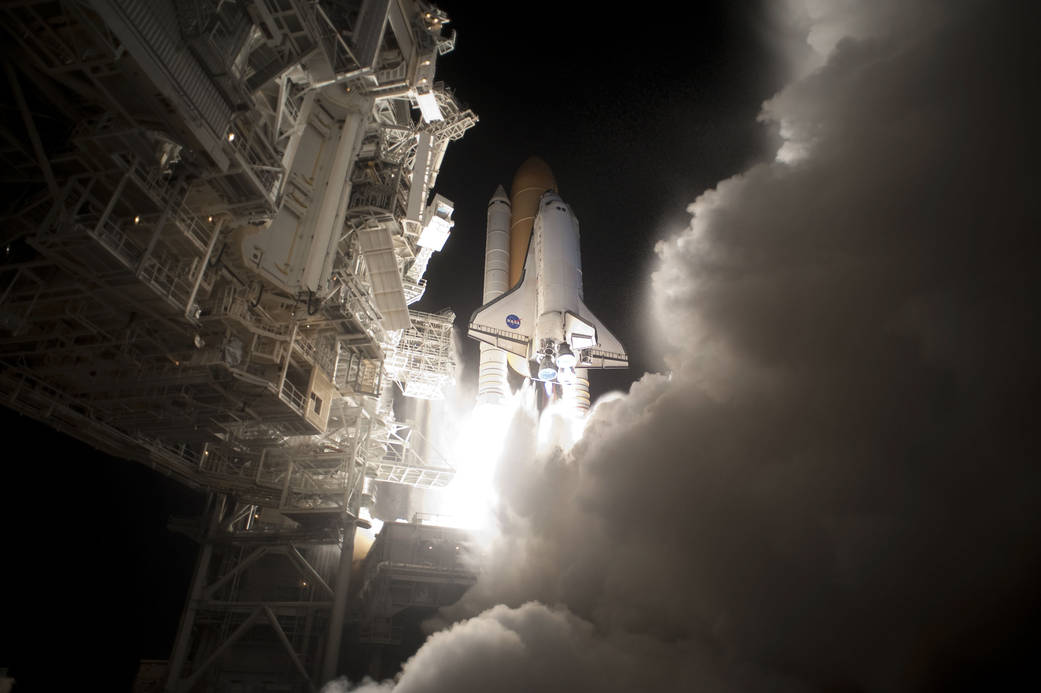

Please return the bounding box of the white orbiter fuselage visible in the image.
[468,190,628,385]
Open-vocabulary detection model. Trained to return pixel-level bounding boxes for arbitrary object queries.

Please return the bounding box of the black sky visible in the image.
[417,1,785,398]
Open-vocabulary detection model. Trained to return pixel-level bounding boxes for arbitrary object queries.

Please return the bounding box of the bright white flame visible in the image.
[536,397,586,456]
[358,506,384,537]
[426,398,521,533]
[352,506,385,562]
[423,383,589,536]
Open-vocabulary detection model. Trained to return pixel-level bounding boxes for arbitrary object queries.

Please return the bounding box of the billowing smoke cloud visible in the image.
[328,1,1040,691]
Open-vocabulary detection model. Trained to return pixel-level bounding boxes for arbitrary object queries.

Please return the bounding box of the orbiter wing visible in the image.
[575,300,629,369]
[468,251,535,359]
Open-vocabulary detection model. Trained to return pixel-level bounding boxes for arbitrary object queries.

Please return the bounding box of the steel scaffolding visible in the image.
[383,309,457,400]
[0,1,476,690]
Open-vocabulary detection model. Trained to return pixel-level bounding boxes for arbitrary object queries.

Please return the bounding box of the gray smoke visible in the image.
[327,1,1040,690]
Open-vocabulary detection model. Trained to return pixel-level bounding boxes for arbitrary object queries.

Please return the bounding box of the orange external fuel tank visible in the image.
[505,157,557,375]
[508,156,557,288]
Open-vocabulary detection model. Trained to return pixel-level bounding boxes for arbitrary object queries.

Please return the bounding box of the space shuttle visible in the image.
[468,157,627,407]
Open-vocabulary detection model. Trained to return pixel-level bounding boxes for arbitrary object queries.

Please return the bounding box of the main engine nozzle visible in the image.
[538,354,557,381]
[555,343,577,369]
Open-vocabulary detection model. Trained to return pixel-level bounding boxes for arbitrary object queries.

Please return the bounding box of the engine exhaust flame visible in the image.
[422,382,587,537]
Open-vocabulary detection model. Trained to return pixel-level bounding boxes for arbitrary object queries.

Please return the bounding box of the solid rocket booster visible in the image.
[477,185,511,403]
[469,157,627,408]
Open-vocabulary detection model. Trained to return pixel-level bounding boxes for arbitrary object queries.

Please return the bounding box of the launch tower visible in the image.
[0,1,476,689]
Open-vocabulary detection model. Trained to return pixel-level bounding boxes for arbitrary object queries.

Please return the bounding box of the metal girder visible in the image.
[4,61,59,199]
[1,1,478,688]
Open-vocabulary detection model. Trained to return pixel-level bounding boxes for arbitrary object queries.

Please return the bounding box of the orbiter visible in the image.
[468,158,627,403]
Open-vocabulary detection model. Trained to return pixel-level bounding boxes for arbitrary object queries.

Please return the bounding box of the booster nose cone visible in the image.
[489,184,510,207]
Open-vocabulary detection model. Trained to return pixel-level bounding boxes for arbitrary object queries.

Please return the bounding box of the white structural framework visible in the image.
[0,0,475,689]
[470,158,627,412]
[384,308,457,399]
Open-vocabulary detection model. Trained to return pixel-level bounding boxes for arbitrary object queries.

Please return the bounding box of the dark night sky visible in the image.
[418,1,783,398]
[6,1,1041,691]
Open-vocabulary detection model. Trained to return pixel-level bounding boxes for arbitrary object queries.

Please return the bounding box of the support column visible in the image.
[5,61,59,199]
[320,518,357,683]
[92,158,135,236]
[137,195,177,275]
[184,216,224,320]
[165,494,225,693]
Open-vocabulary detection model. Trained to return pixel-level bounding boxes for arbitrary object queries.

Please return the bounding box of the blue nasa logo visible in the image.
[506,314,521,330]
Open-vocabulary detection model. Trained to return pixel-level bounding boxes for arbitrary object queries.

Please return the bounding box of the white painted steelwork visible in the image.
[0,0,476,689]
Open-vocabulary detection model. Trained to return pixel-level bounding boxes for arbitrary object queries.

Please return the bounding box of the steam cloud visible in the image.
[328,1,1040,690]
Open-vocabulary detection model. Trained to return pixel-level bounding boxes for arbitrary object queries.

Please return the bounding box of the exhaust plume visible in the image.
[327,1,1040,690]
